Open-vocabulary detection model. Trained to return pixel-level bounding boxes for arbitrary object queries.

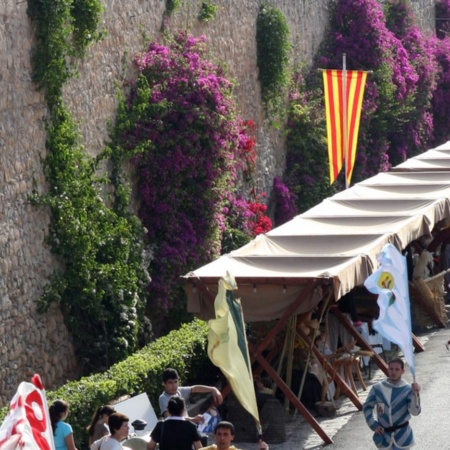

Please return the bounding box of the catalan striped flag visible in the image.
[322,69,367,185]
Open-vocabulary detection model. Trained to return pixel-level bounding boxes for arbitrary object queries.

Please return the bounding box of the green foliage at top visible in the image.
[0,320,215,450]
[198,1,218,22]
[71,0,106,56]
[166,0,183,15]
[256,3,291,116]
[27,0,104,106]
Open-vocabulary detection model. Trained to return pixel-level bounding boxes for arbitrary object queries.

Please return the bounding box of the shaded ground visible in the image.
[229,326,448,450]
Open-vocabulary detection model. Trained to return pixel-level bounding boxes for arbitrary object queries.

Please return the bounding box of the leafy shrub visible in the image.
[28,0,149,374]
[0,320,214,449]
[31,106,150,374]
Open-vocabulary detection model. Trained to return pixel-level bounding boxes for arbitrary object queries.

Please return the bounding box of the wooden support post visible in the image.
[412,334,425,353]
[196,278,334,445]
[296,328,363,410]
[249,342,333,445]
[329,306,389,375]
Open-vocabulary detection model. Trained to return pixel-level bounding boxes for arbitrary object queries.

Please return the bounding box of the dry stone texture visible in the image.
[0,0,436,404]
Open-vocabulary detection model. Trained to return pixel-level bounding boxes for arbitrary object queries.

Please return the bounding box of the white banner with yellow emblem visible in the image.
[364,244,415,376]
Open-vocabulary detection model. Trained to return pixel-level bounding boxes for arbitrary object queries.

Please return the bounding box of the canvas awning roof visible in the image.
[184,142,450,322]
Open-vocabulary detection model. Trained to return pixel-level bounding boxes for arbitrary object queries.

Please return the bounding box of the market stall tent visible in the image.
[186,142,450,322]
[183,141,450,445]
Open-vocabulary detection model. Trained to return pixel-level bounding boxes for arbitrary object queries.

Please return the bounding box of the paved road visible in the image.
[327,326,450,449]
[234,325,450,450]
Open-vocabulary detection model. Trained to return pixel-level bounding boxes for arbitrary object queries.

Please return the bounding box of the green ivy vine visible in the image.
[198,1,218,22]
[256,3,291,118]
[27,0,150,374]
[166,0,183,15]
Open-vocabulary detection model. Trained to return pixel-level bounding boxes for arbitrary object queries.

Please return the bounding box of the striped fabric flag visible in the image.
[364,244,415,377]
[0,374,55,450]
[322,69,367,185]
[208,272,261,433]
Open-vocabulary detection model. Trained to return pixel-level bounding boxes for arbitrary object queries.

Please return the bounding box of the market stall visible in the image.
[184,141,450,444]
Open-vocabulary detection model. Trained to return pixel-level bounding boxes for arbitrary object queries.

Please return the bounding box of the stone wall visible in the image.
[0,0,436,405]
[0,0,79,405]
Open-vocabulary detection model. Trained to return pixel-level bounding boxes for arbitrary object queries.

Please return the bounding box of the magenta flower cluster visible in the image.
[283,0,450,213]
[272,176,297,226]
[120,33,272,311]
[120,33,242,310]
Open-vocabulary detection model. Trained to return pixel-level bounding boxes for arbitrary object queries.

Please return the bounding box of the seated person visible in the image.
[314,331,356,359]
[310,331,357,400]
[253,376,274,411]
[199,421,268,450]
[159,368,223,424]
[147,397,202,450]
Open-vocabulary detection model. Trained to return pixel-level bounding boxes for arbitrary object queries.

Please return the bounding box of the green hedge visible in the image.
[0,319,213,449]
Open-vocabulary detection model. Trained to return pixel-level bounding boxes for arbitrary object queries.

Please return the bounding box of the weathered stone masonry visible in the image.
[0,0,435,405]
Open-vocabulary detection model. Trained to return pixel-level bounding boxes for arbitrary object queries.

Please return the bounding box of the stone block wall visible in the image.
[0,0,436,405]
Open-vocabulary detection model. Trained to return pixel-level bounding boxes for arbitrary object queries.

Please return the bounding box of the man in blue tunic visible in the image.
[363,357,421,449]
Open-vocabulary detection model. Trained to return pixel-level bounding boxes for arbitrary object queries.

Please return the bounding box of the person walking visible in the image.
[363,357,421,449]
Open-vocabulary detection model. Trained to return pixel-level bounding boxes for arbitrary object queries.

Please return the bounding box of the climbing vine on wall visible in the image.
[27,0,150,373]
[256,3,291,118]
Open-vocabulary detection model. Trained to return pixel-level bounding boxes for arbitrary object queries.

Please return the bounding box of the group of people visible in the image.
[49,401,129,450]
[50,360,421,450]
[49,367,268,450]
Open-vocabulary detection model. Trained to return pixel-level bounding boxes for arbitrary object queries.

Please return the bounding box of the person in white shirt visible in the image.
[90,413,130,450]
[159,368,222,424]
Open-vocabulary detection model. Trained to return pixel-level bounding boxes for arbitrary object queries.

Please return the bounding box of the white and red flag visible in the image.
[0,374,55,450]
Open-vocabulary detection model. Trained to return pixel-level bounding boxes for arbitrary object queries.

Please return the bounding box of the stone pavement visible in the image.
[232,332,432,450]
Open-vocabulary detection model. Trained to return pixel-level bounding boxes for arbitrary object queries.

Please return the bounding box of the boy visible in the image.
[159,368,222,424]
[363,358,421,449]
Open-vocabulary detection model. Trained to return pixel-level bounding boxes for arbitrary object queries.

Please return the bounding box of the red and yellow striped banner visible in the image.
[322,69,367,185]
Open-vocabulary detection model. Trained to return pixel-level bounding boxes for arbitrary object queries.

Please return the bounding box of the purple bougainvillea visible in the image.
[272,176,297,226]
[118,33,271,311]
[285,0,450,207]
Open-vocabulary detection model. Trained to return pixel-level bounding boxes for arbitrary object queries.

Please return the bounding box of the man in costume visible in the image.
[363,358,421,449]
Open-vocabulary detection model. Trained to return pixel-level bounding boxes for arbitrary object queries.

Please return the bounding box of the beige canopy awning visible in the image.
[184,142,450,322]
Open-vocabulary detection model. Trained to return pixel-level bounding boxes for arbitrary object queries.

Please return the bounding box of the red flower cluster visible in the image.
[237,119,257,177]
[247,190,272,236]
[252,214,272,236]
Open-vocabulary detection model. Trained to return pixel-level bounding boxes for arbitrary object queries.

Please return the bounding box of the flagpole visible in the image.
[342,53,348,189]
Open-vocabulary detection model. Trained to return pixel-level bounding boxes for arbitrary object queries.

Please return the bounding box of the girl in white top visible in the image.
[90,412,130,450]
